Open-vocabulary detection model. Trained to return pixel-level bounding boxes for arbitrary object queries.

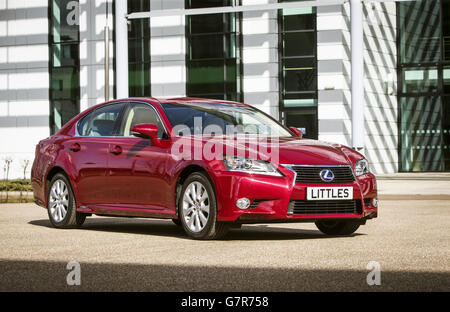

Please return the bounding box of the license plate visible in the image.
[306,187,353,200]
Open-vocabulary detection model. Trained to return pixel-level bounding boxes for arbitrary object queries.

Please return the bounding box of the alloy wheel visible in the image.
[182,181,210,232]
[49,179,69,222]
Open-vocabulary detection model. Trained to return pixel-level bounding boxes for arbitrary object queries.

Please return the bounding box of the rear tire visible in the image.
[178,172,229,240]
[315,220,360,236]
[47,173,86,228]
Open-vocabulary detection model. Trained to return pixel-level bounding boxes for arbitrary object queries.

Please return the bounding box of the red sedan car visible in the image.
[32,98,378,239]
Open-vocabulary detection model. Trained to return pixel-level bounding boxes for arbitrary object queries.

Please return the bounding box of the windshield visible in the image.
[160,102,293,137]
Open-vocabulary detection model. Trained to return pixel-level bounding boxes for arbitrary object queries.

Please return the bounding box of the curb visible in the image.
[379,194,450,200]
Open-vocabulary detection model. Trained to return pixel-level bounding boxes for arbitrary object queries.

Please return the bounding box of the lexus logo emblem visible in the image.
[320,169,335,182]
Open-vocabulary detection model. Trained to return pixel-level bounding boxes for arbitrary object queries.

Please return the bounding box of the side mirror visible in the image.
[131,123,162,146]
[289,127,303,139]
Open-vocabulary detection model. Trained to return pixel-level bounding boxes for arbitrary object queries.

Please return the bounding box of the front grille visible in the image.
[289,199,362,215]
[291,166,355,184]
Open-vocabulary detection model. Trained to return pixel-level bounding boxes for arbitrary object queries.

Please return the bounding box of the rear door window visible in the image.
[78,103,125,136]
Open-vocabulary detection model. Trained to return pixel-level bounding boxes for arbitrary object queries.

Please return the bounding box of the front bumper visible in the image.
[214,167,378,223]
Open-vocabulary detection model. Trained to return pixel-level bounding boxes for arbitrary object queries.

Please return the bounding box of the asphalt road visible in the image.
[0,200,449,291]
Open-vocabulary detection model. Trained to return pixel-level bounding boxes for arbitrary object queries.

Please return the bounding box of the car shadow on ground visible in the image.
[0,259,448,291]
[28,218,365,241]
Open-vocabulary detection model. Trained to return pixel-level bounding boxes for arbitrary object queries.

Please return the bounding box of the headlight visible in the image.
[355,159,369,176]
[222,155,282,177]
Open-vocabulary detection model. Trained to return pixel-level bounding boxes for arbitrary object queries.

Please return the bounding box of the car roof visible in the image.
[124,97,248,107]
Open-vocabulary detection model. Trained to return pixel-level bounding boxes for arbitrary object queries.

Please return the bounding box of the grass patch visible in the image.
[0,198,35,204]
[0,179,33,204]
[0,179,32,192]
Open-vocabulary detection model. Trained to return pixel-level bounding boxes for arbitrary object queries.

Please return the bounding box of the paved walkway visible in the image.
[376,173,450,199]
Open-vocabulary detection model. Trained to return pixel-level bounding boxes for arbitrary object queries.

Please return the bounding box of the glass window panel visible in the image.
[51,43,78,67]
[128,0,150,11]
[50,0,80,135]
[443,67,450,94]
[190,34,225,60]
[283,99,317,107]
[442,97,450,170]
[399,0,440,63]
[127,0,151,97]
[129,63,150,97]
[189,12,236,34]
[285,109,317,139]
[186,1,240,100]
[128,19,150,40]
[225,59,239,93]
[402,67,438,93]
[282,12,315,31]
[224,12,236,33]
[51,0,79,43]
[443,0,450,61]
[128,38,150,63]
[186,0,240,100]
[52,100,79,133]
[282,92,316,100]
[279,4,317,138]
[282,58,316,94]
[400,96,443,171]
[190,14,225,34]
[283,57,315,69]
[283,32,315,57]
[284,69,316,92]
[51,67,79,100]
[188,0,231,9]
[283,7,314,16]
[188,60,225,95]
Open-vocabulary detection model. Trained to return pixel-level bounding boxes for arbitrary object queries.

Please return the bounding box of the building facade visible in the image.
[0,0,448,178]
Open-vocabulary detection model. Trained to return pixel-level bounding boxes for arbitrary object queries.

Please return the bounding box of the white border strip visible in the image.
[127,0,347,19]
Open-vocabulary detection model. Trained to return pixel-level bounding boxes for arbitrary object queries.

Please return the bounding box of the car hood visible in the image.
[267,138,351,165]
[185,136,353,165]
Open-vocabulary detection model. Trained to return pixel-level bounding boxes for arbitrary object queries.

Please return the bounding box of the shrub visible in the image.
[0,179,32,192]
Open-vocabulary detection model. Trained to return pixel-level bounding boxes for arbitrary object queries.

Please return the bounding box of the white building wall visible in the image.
[79,0,114,111]
[317,5,350,148]
[361,2,398,174]
[0,1,401,178]
[0,0,50,179]
[317,3,398,174]
[242,0,279,119]
[150,0,186,98]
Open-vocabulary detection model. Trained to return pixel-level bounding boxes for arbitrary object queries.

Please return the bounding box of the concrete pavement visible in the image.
[376,173,450,200]
[0,197,449,291]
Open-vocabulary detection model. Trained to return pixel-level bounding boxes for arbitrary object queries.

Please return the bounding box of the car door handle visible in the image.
[69,143,81,152]
[110,145,122,155]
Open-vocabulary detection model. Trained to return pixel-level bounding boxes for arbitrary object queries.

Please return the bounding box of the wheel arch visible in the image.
[44,166,76,208]
[174,164,217,217]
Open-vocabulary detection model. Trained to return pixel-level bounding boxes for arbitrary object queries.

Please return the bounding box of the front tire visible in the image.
[315,220,360,236]
[179,172,229,240]
[47,173,86,228]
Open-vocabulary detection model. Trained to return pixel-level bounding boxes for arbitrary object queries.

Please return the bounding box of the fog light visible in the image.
[236,198,250,209]
[372,198,378,208]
